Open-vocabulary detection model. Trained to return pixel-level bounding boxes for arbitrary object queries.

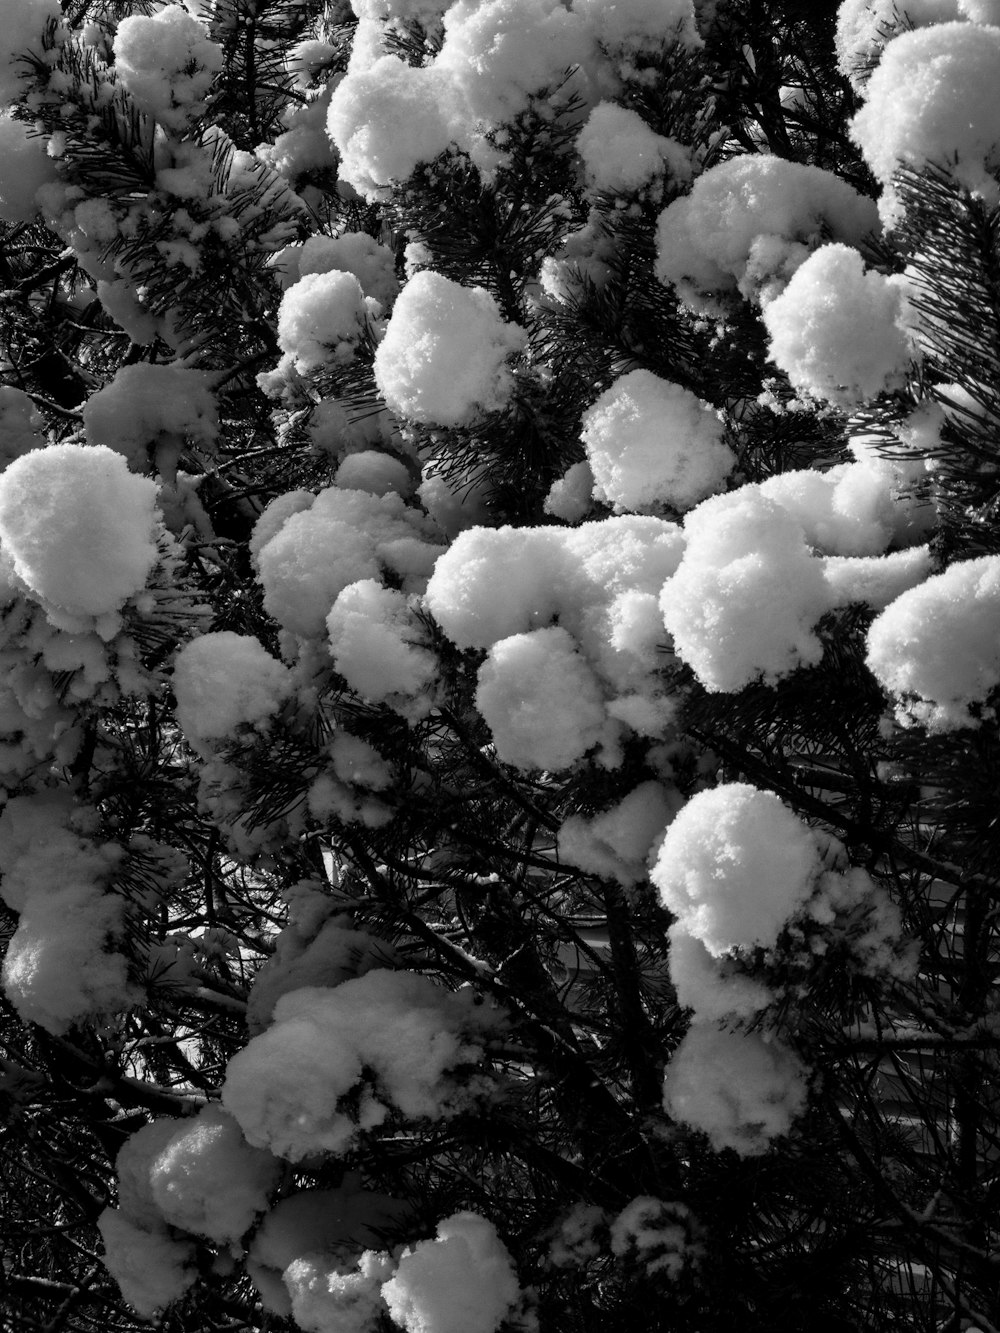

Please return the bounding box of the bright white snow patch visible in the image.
[850,22,1000,225]
[576,103,691,197]
[381,1212,520,1333]
[327,579,439,716]
[113,5,223,132]
[762,245,913,406]
[277,270,379,372]
[222,971,489,1161]
[327,56,454,199]
[475,627,608,771]
[654,155,879,314]
[0,444,159,618]
[558,781,682,885]
[651,782,820,954]
[374,271,525,426]
[659,486,830,691]
[581,370,734,513]
[866,554,1000,730]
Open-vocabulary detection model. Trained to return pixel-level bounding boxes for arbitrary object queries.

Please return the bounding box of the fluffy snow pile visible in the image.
[834,0,985,88]
[659,486,829,692]
[274,232,400,307]
[172,631,293,754]
[277,271,381,372]
[0,0,62,105]
[254,485,441,641]
[662,1023,809,1155]
[557,781,682,886]
[373,271,525,426]
[580,370,735,513]
[0,800,139,1034]
[758,460,907,557]
[762,245,914,405]
[475,626,608,771]
[118,1106,281,1246]
[651,783,821,955]
[113,5,224,132]
[433,0,591,167]
[82,364,218,472]
[0,112,57,224]
[574,0,703,55]
[866,554,1000,730]
[382,1211,520,1333]
[285,1249,396,1333]
[222,971,491,1161]
[326,56,455,198]
[654,155,879,314]
[576,103,691,198]
[666,923,774,1023]
[326,580,439,719]
[850,22,1000,225]
[0,444,160,622]
[426,516,688,768]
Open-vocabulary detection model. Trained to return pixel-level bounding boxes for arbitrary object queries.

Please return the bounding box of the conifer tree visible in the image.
[2,3,1000,1332]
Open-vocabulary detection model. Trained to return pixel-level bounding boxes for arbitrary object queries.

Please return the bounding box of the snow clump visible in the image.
[654,155,879,315]
[0,444,160,620]
[475,626,608,771]
[222,971,492,1161]
[98,1209,196,1319]
[326,56,454,199]
[762,245,914,406]
[139,1105,281,1246]
[381,1211,520,1333]
[285,1249,396,1333]
[866,554,1000,730]
[659,486,830,691]
[327,580,439,719]
[850,23,1000,226]
[580,370,735,512]
[82,364,218,472]
[651,782,821,955]
[172,631,293,754]
[576,103,691,198]
[834,0,967,90]
[113,6,224,133]
[573,0,703,54]
[277,271,380,372]
[373,271,526,426]
[662,1023,809,1155]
